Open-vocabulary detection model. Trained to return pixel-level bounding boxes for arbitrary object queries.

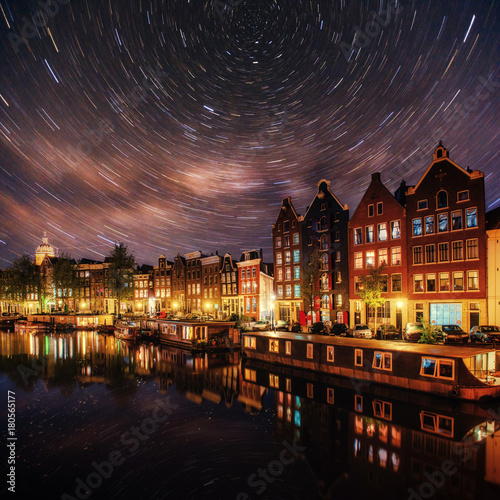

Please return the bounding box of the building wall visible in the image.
[487,228,500,326]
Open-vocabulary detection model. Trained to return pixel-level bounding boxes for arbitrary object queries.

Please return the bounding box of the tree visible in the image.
[51,253,80,311]
[107,243,136,316]
[8,254,44,314]
[302,247,322,325]
[359,264,387,336]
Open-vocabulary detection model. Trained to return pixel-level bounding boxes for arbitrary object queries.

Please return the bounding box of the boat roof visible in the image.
[243,331,494,359]
[156,319,235,326]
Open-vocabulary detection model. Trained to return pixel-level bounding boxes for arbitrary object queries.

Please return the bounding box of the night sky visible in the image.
[0,0,498,267]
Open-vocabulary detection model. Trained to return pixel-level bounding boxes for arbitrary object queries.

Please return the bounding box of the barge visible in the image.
[241,331,500,401]
[114,320,140,341]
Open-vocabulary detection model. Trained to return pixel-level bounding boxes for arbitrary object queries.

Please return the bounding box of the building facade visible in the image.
[349,172,408,331]
[220,253,240,318]
[486,207,500,326]
[171,254,186,314]
[153,255,172,313]
[272,197,304,324]
[201,254,222,318]
[405,143,487,331]
[303,180,350,325]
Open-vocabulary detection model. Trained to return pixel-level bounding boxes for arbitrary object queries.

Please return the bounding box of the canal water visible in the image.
[1,330,499,500]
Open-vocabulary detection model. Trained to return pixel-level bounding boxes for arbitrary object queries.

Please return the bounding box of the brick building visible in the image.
[153,255,172,313]
[220,253,240,318]
[201,254,222,318]
[171,254,186,314]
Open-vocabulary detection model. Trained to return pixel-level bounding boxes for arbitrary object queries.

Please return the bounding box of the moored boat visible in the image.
[241,331,500,401]
[114,320,140,341]
[14,320,52,333]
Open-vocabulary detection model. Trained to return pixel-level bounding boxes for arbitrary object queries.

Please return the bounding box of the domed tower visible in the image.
[35,231,56,265]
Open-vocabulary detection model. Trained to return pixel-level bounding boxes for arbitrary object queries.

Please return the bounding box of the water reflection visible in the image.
[0,330,499,499]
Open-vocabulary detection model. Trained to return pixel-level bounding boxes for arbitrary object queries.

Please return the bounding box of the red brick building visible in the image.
[185,251,204,314]
[220,253,240,318]
[405,143,486,330]
[201,254,222,318]
[171,254,186,314]
[153,255,172,313]
[349,172,408,331]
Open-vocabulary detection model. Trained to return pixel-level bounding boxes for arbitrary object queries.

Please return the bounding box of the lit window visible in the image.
[354,252,363,269]
[466,208,478,228]
[467,270,479,290]
[425,216,435,234]
[306,343,313,359]
[391,220,401,239]
[412,218,422,237]
[366,251,375,268]
[373,352,392,371]
[391,247,401,266]
[438,213,448,232]
[378,248,388,266]
[366,225,374,243]
[327,346,334,362]
[378,223,388,241]
[269,339,279,353]
[414,275,423,293]
[354,228,362,245]
[453,272,464,291]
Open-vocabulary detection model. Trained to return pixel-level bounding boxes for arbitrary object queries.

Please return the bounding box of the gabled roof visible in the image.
[273,197,302,227]
[408,143,483,194]
[304,179,349,218]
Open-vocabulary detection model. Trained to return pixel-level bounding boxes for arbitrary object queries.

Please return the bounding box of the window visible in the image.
[285,267,291,280]
[438,243,449,262]
[294,266,300,279]
[413,246,423,265]
[425,216,435,235]
[377,202,383,215]
[320,234,328,250]
[392,274,402,292]
[286,341,291,355]
[420,358,455,379]
[373,352,392,371]
[276,253,282,265]
[336,294,342,307]
[439,273,450,292]
[453,272,464,291]
[327,388,334,405]
[277,285,283,298]
[414,275,423,293]
[336,272,342,283]
[418,200,428,210]
[467,271,479,290]
[294,285,301,298]
[269,374,279,389]
[458,190,469,202]
[391,220,401,239]
[438,213,448,232]
[354,228,362,245]
[276,268,283,281]
[354,252,363,269]
[355,349,363,367]
[306,343,313,359]
[321,294,330,309]
[466,208,478,228]
[283,220,290,232]
[355,395,363,412]
[437,190,448,209]
[293,250,300,263]
[354,276,363,293]
[425,245,435,264]
[284,235,290,247]
[335,231,340,241]
[368,204,374,217]
[269,339,279,353]
[366,225,374,243]
[319,216,328,231]
[285,251,291,264]
[426,274,436,292]
[327,346,334,362]
[391,247,401,266]
[452,241,463,260]
[451,211,462,230]
[285,285,292,297]
[466,239,478,259]
[366,251,375,268]
[378,223,388,241]
[420,412,454,437]
[244,336,256,349]
[412,219,422,236]
[321,253,329,270]
[378,248,388,266]
[335,250,341,261]
[293,233,299,245]
[373,400,392,420]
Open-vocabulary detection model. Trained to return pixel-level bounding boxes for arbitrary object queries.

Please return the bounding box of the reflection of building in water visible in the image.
[485,427,500,486]
[154,344,240,407]
[238,366,267,412]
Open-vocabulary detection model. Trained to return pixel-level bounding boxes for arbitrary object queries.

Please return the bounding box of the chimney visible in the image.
[371,172,381,182]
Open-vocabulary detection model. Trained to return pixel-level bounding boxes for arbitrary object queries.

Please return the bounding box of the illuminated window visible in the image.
[412,218,422,237]
[354,228,362,245]
[391,220,401,239]
[327,345,334,362]
[285,341,291,355]
[306,343,313,359]
[366,225,375,243]
[244,336,256,349]
[355,349,363,367]
[354,252,363,269]
[378,223,387,241]
[269,339,279,353]
[467,270,479,290]
[373,352,392,371]
[420,358,454,379]
[466,208,478,228]
[391,247,401,265]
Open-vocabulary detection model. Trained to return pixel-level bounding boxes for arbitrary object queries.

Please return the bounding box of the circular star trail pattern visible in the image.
[0,0,498,265]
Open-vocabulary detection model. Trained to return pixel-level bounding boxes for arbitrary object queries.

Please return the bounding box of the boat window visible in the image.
[420,411,454,437]
[355,395,363,412]
[244,368,256,382]
[327,388,334,404]
[355,349,363,366]
[327,346,334,362]
[269,339,279,353]
[269,373,279,388]
[307,343,314,359]
[420,357,455,379]
[373,400,392,420]
[285,341,291,355]
[373,352,392,371]
[244,336,256,349]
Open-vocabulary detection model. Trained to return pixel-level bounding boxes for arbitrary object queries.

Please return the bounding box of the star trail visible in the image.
[0,0,498,266]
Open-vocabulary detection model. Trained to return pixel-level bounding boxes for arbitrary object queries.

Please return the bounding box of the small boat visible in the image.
[97,324,115,335]
[114,320,139,341]
[14,320,52,333]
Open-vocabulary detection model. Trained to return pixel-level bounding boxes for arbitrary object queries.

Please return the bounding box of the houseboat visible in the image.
[241,331,500,401]
[14,320,52,334]
[156,319,238,350]
[114,320,140,341]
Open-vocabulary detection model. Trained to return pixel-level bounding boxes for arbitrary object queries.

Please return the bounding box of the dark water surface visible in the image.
[1,330,499,500]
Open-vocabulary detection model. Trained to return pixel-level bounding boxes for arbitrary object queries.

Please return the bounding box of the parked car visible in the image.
[470,325,500,343]
[376,324,399,340]
[276,320,289,331]
[330,323,349,336]
[432,324,468,343]
[290,322,302,333]
[404,322,424,342]
[351,324,373,339]
[310,322,328,335]
[253,320,271,331]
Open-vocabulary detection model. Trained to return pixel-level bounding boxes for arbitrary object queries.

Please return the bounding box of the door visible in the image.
[469,312,479,329]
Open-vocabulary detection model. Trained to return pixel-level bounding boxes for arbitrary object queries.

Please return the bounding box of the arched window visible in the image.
[436,148,443,158]
[321,294,330,309]
[437,190,448,209]
[321,273,329,289]
[320,234,329,251]
[319,216,328,231]
[321,253,329,270]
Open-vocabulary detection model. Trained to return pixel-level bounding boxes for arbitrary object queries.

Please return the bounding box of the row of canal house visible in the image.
[273,143,497,333]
